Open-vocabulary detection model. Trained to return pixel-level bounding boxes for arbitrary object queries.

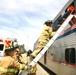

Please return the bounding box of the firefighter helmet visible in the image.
[44,20,52,24]
[27,50,32,56]
[5,45,15,53]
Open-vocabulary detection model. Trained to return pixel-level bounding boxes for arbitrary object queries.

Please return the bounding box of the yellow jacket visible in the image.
[13,55,27,64]
[39,26,52,43]
[0,56,27,75]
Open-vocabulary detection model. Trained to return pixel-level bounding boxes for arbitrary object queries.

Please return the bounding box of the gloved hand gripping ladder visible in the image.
[29,14,75,67]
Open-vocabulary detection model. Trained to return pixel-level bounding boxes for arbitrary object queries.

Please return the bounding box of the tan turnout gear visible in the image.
[31,24,52,57]
[13,55,27,64]
[0,45,31,75]
[26,50,37,75]
[27,56,37,75]
[0,56,27,75]
[13,45,27,64]
[13,45,28,75]
[30,20,56,61]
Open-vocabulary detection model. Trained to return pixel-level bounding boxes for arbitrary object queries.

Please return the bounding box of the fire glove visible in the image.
[30,55,35,61]
[51,32,56,37]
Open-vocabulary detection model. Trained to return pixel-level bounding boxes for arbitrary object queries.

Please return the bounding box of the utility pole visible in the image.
[26,36,29,51]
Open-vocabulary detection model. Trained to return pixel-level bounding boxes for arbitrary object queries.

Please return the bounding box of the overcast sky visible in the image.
[0,0,69,50]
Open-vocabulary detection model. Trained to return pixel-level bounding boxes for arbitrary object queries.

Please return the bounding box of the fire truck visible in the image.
[0,39,5,58]
[0,38,26,59]
[0,38,13,58]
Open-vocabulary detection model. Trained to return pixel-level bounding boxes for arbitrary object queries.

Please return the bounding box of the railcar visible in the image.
[39,0,76,75]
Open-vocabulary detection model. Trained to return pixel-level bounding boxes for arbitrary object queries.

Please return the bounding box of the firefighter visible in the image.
[58,5,75,26]
[30,20,55,61]
[13,45,27,64]
[13,45,28,75]
[54,5,75,31]
[27,50,37,75]
[0,45,31,75]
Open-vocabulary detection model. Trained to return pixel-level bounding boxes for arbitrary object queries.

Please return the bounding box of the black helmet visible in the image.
[5,45,15,53]
[44,20,52,25]
[27,50,32,56]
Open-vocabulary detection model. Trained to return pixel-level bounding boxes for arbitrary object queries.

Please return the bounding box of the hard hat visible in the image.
[27,50,32,56]
[5,45,15,53]
[44,20,52,24]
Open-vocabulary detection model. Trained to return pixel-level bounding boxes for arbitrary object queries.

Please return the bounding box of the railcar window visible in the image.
[52,15,62,31]
[74,0,76,13]
[65,48,75,64]
[0,44,4,51]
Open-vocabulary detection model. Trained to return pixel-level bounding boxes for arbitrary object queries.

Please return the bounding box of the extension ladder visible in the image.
[29,14,75,67]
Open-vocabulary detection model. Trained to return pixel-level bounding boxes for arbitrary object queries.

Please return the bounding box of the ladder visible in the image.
[29,14,75,67]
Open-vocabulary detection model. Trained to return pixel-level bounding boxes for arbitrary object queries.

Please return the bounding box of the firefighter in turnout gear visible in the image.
[27,50,37,75]
[30,20,55,61]
[55,5,75,31]
[0,45,31,75]
[13,45,27,75]
[13,45,27,64]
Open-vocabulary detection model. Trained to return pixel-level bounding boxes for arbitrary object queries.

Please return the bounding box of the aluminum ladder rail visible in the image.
[29,14,75,67]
